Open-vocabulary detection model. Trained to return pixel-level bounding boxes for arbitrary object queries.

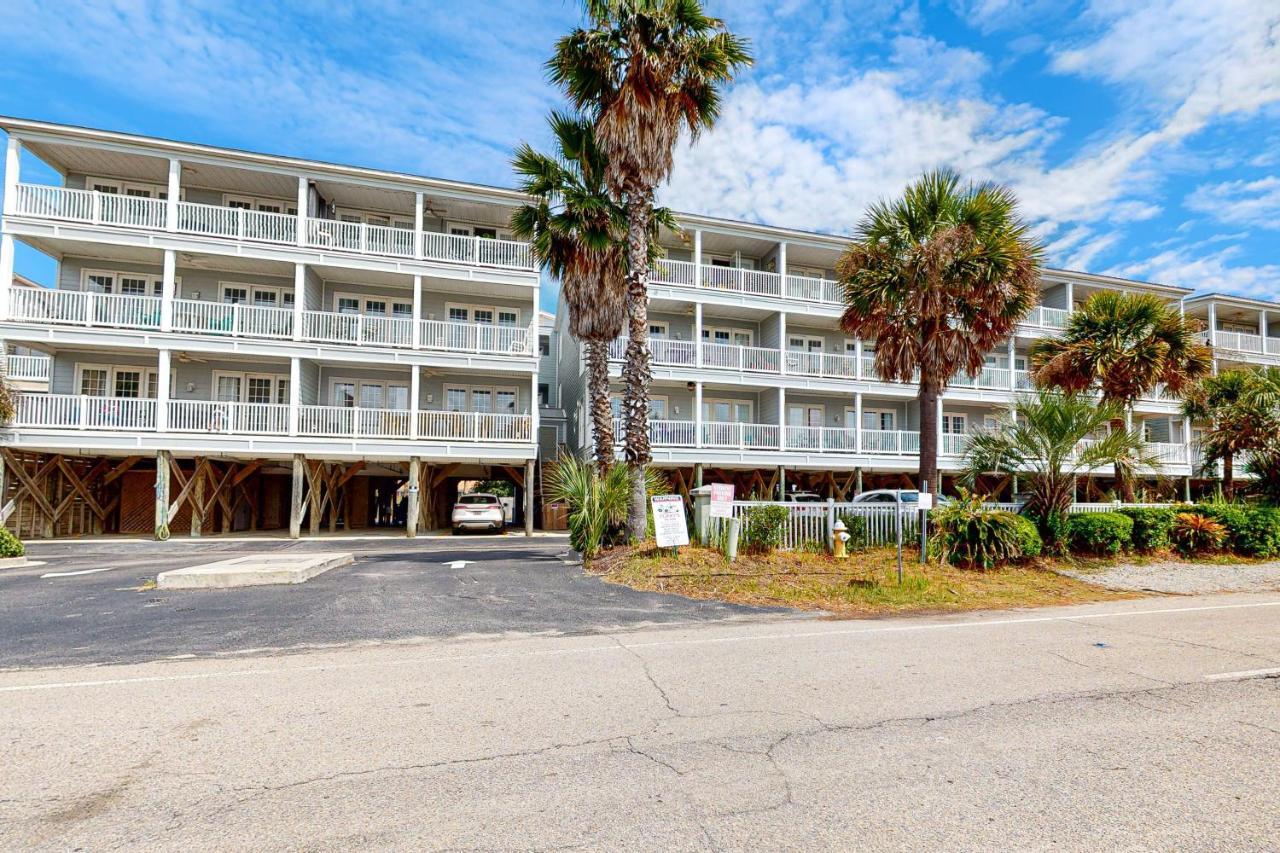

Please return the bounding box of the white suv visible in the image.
[451,493,506,534]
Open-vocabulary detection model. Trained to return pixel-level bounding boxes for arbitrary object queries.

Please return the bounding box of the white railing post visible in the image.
[160,249,175,332]
[296,176,307,248]
[288,357,300,437]
[778,388,787,451]
[78,395,88,430]
[235,207,244,240]
[292,263,305,341]
[84,291,96,327]
[410,364,420,440]
[156,349,171,432]
[473,235,481,264]
[91,191,101,225]
[473,410,480,440]
[359,223,367,254]
[353,407,361,439]
[165,158,180,232]
[414,192,424,260]
[411,275,422,349]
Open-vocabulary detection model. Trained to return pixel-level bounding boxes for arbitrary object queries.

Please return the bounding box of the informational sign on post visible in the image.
[651,494,690,549]
[709,483,735,519]
[916,492,934,510]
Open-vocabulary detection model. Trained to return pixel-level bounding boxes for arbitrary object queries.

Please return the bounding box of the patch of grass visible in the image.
[590,545,1137,616]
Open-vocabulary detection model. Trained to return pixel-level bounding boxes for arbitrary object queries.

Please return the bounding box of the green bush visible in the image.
[544,454,668,559]
[740,505,789,554]
[1026,509,1071,557]
[1172,512,1227,557]
[1117,507,1177,553]
[1067,512,1133,556]
[1196,503,1280,557]
[837,513,868,550]
[1010,515,1043,560]
[929,490,1023,569]
[0,528,23,558]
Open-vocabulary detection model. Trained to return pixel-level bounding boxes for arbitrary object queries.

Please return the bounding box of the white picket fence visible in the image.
[713,499,1175,552]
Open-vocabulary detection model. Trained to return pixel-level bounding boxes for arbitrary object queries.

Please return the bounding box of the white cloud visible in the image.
[1186,177,1280,230]
[1107,244,1280,301]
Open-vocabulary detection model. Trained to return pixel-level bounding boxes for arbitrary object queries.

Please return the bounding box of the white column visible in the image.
[530,372,540,442]
[1065,280,1074,314]
[855,338,864,380]
[777,241,787,286]
[3,136,20,217]
[288,357,301,436]
[292,263,305,341]
[160,249,176,332]
[693,229,703,287]
[156,349,171,432]
[778,387,786,451]
[409,364,420,440]
[1007,336,1016,390]
[0,234,13,318]
[414,192,424,260]
[1207,302,1217,346]
[165,158,180,232]
[855,392,863,452]
[411,274,423,349]
[296,176,308,247]
[1260,309,1268,341]
[694,381,703,448]
[694,301,703,368]
[936,396,943,449]
[778,311,788,375]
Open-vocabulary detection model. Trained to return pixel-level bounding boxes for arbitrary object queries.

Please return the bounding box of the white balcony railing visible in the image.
[8,287,162,330]
[11,184,536,272]
[703,421,780,450]
[14,394,157,431]
[177,201,297,244]
[860,429,921,454]
[168,401,290,435]
[784,351,860,380]
[1145,442,1189,465]
[649,258,845,306]
[784,275,843,305]
[701,342,781,373]
[941,433,971,456]
[1202,329,1280,357]
[173,299,294,338]
[4,354,51,381]
[302,311,414,349]
[416,411,532,442]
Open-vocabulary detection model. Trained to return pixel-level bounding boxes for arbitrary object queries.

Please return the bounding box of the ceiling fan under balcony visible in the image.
[175,352,208,364]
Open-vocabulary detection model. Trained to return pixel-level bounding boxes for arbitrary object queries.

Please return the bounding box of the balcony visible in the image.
[4,353,51,381]
[1020,305,1070,331]
[651,259,843,306]
[11,183,536,272]
[7,289,536,357]
[1201,329,1280,357]
[11,394,533,443]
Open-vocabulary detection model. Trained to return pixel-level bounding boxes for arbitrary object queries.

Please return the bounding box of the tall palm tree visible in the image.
[964,392,1159,554]
[1031,291,1212,500]
[1184,367,1280,498]
[549,0,752,538]
[511,112,626,473]
[838,169,1044,493]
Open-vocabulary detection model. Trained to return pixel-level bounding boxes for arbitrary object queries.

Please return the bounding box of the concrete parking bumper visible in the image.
[156,552,354,590]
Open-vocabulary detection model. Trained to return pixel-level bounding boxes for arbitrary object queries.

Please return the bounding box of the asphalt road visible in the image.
[2,593,1278,850]
[0,537,781,669]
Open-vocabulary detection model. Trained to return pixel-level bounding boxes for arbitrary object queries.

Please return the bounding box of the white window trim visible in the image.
[445,301,522,326]
[702,397,754,422]
[219,281,295,306]
[786,402,825,426]
[611,393,668,419]
[862,408,897,431]
[75,363,159,398]
[86,176,176,200]
[701,325,754,346]
[224,193,298,216]
[786,334,824,352]
[443,383,522,414]
[211,370,290,404]
[942,413,968,433]
[329,378,412,410]
[445,221,515,241]
[334,291,413,316]
[648,320,670,338]
[81,268,169,297]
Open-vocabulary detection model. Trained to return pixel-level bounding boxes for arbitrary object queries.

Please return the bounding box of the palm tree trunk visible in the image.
[584,337,614,475]
[1223,451,1234,499]
[918,379,940,494]
[622,188,654,540]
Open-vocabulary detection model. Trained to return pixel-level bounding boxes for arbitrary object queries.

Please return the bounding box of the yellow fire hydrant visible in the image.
[833,519,850,559]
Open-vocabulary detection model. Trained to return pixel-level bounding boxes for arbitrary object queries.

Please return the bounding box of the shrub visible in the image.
[0,528,23,558]
[740,505,789,554]
[1067,512,1133,556]
[544,454,668,559]
[1025,509,1071,557]
[1010,515,1043,560]
[1196,503,1280,558]
[837,513,868,550]
[929,490,1023,569]
[1117,507,1177,553]
[1171,513,1227,557]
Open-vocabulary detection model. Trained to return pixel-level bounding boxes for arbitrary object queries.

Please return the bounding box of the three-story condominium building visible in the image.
[555,215,1267,502]
[0,118,542,538]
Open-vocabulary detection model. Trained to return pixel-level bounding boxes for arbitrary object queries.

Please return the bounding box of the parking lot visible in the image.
[0,536,785,669]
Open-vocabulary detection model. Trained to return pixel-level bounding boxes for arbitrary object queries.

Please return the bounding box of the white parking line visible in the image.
[1204,666,1280,682]
[40,568,114,579]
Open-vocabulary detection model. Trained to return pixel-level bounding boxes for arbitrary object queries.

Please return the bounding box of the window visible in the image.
[702,326,753,346]
[538,383,550,406]
[335,294,412,318]
[445,223,515,241]
[942,414,967,435]
[538,335,551,356]
[222,286,249,305]
[79,368,108,397]
[212,372,289,404]
[225,194,298,216]
[787,405,823,427]
[445,303,521,326]
[78,365,159,399]
[703,399,752,423]
[611,395,667,419]
[787,335,823,352]
[649,321,669,339]
[444,385,520,414]
[220,283,294,307]
[83,269,165,297]
[113,370,143,398]
[330,379,409,410]
[863,409,896,431]
[246,377,274,405]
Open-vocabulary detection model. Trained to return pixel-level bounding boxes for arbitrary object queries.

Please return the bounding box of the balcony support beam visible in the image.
[1007,337,1016,391]
[296,177,308,247]
[292,263,305,342]
[160,249,176,331]
[694,381,703,448]
[165,158,180,232]
[409,364,420,440]
[288,357,301,437]
[3,136,19,217]
[154,449,171,541]
[411,275,422,349]
[524,458,535,537]
[855,392,863,452]
[414,193,424,260]
[289,453,305,539]
[778,311,787,376]
[777,387,785,452]
[693,229,702,281]
[406,456,421,538]
[156,349,171,432]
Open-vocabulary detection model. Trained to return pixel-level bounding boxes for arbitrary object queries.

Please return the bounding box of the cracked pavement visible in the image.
[2,592,1279,850]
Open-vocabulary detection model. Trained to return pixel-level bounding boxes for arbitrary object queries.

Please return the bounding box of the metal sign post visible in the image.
[918,483,933,565]
[895,496,903,585]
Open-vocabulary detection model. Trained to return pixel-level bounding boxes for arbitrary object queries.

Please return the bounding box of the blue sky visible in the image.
[1,0,1277,312]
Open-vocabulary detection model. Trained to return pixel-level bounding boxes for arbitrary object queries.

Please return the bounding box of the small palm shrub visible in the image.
[1196,503,1280,558]
[741,505,789,554]
[1010,515,1043,560]
[1171,513,1227,557]
[930,490,1023,569]
[0,528,23,558]
[544,454,668,559]
[1067,512,1133,556]
[1118,507,1177,553]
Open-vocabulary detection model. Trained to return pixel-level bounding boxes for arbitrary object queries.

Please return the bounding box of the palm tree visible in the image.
[511,113,626,473]
[549,0,752,538]
[838,169,1045,493]
[1184,368,1280,498]
[1031,291,1212,500]
[963,392,1159,553]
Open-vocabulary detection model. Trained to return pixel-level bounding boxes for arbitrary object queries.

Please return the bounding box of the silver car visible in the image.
[451,493,506,534]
